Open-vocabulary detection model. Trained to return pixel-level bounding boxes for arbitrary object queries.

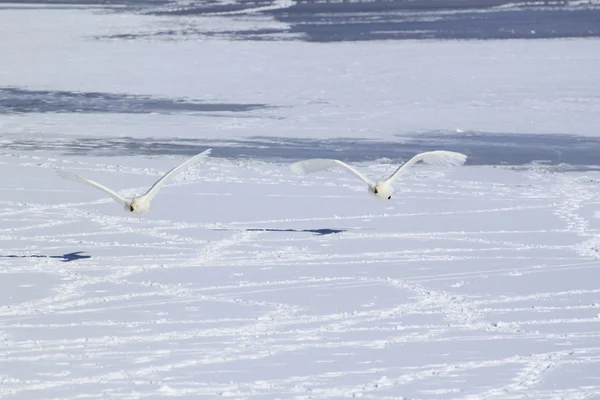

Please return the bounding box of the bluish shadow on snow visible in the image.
[0,87,270,115]
[3,131,600,167]
[1,251,91,262]
[245,228,346,235]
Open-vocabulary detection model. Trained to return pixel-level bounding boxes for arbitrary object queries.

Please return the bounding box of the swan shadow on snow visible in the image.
[1,251,91,262]
[244,228,346,236]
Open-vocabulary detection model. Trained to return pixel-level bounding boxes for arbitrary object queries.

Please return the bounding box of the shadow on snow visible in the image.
[245,228,346,235]
[1,251,91,262]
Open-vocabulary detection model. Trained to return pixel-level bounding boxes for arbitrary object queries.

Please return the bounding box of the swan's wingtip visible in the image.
[56,169,77,180]
[454,152,468,164]
[431,150,468,166]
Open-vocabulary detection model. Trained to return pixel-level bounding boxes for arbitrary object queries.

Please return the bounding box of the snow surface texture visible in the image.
[4,151,600,399]
[2,4,600,399]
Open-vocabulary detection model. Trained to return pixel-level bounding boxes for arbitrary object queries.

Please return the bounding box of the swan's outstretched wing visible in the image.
[57,170,128,206]
[290,158,375,186]
[385,150,467,183]
[143,148,212,201]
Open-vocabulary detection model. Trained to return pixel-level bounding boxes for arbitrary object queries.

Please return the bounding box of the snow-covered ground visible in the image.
[2,3,600,399]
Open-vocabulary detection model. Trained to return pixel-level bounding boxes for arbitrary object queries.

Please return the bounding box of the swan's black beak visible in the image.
[374,187,379,194]
[130,204,136,212]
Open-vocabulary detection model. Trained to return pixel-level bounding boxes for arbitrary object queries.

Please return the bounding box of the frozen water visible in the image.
[1,2,600,399]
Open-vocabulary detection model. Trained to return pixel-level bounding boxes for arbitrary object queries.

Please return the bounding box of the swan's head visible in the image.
[125,199,150,217]
[369,181,393,200]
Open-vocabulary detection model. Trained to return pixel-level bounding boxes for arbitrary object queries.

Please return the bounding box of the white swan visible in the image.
[290,150,467,200]
[57,149,212,216]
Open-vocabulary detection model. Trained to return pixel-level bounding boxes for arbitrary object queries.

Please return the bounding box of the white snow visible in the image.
[4,153,600,399]
[2,4,600,399]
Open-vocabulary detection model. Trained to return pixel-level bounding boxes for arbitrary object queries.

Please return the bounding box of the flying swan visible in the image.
[57,149,212,216]
[290,150,467,200]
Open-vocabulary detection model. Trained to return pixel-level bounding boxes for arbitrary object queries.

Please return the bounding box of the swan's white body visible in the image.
[290,150,467,200]
[57,149,212,216]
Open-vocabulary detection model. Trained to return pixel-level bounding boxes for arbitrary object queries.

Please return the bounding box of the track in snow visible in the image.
[2,152,600,398]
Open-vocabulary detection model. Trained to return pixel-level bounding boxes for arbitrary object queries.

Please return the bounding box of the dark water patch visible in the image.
[1,252,91,262]
[3,131,600,168]
[0,88,270,115]
[100,28,294,41]
[139,0,576,16]
[83,0,600,42]
[276,8,600,42]
[392,131,600,167]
